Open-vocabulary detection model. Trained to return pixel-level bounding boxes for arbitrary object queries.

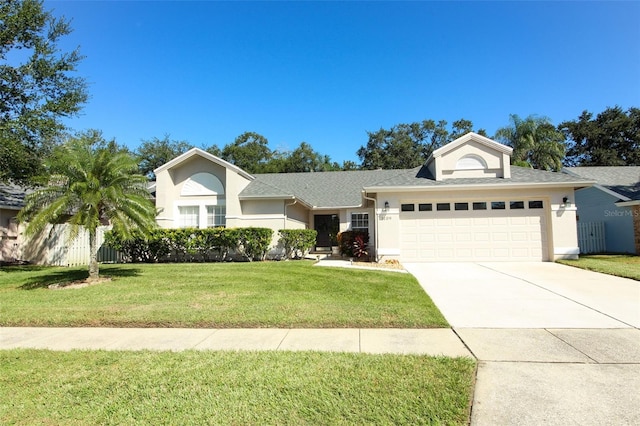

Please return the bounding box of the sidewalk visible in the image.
[0,327,470,356]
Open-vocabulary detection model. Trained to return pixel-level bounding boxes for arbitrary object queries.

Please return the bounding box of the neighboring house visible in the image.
[155,133,592,262]
[562,166,640,254]
[0,184,25,262]
[0,184,116,266]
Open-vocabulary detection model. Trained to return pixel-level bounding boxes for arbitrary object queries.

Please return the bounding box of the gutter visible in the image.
[615,200,640,207]
[283,199,297,229]
[362,191,379,263]
[363,180,596,193]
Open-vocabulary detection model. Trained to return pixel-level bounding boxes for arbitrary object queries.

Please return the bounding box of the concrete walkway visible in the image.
[0,326,470,356]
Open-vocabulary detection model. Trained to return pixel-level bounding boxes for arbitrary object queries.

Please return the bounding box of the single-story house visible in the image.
[562,166,640,254]
[155,132,592,262]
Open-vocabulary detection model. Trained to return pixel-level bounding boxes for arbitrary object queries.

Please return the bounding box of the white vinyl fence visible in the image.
[20,224,120,266]
[577,222,606,254]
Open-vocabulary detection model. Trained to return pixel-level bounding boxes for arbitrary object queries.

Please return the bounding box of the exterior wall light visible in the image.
[384,201,390,210]
[562,197,571,208]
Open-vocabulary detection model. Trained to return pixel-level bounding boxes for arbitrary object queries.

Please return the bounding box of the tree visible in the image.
[559,106,640,166]
[281,142,337,173]
[135,135,193,178]
[494,114,566,171]
[356,119,481,170]
[0,0,87,184]
[221,132,272,174]
[18,131,157,280]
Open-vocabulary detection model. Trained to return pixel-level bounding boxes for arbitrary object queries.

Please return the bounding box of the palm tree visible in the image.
[495,114,566,171]
[18,132,157,280]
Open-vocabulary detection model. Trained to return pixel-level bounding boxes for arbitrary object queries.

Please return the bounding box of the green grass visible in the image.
[558,254,640,281]
[0,349,475,425]
[0,261,448,328]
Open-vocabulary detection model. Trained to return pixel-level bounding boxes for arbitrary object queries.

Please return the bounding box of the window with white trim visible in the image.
[351,213,369,232]
[178,206,199,228]
[207,205,226,228]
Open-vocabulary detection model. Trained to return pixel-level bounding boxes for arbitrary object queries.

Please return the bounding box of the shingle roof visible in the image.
[240,169,404,208]
[241,166,592,208]
[367,166,592,188]
[0,184,29,210]
[563,166,640,200]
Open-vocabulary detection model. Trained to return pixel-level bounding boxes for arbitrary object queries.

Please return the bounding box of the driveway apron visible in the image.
[405,262,640,426]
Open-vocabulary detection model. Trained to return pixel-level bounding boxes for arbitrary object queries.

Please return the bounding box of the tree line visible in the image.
[2,0,639,186]
[132,106,640,177]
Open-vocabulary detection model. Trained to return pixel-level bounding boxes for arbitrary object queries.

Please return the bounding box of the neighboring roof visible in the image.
[240,166,593,208]
[240,169,404,208]
[364,166,593,191]
[0,183,29,210]
[153,148,254,181]
[563,166,640,201]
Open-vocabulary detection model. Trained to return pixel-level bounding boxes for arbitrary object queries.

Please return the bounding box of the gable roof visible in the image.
[365,165,593,191]
[563,166,640,201]
[428,132,513,162]
[153,148,254,180]
[240,165,592,208]
[240,169,404,208]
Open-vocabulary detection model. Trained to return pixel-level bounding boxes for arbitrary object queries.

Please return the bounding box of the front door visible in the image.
[314,214,339,248]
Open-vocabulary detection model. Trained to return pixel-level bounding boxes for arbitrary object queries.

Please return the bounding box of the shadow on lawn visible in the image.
[18,266,142,290]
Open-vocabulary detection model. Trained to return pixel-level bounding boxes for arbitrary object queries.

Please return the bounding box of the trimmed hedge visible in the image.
[104,227,273,263]
[278,229,317,259]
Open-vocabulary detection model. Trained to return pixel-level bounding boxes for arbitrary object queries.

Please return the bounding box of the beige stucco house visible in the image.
[154,132,592,262]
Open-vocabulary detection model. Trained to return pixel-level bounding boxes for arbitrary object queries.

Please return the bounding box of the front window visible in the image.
[351,213,369,232]
[207,205,226,228]
[178,206,199,228]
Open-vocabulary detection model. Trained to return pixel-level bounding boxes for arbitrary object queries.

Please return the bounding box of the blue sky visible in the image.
[48,1,640,164]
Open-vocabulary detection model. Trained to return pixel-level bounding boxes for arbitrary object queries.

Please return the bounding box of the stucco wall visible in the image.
[429,140,510,180]
[155,155,251,229]
[0,208,20,262]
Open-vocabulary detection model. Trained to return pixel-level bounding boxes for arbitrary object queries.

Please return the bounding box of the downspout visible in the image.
[362,191,379,263]
[284,198,297,229]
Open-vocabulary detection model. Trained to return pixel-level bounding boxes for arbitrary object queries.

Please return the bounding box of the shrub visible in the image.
[104,227,275,263]
[235,227,273,261]
[278,229,317,259]
[104,228,170,263]
[337,231,369,259]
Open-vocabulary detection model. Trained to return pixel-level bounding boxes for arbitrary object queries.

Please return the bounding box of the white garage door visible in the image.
[400,200,548,262]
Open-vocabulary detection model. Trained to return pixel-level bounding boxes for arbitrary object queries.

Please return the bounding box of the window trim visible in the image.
[350,212,369,232]
[206,205,227,228]
[178,205,200,228]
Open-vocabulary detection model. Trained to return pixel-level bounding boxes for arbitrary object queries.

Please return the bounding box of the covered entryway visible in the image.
[399,200,549,262]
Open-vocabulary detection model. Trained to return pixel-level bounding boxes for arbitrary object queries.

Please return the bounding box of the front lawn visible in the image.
[557,254,640,281]
[0,261,448,328]
[0,349,475,425]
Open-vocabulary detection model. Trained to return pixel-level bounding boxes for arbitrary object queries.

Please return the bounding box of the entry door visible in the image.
[314,214,338,247]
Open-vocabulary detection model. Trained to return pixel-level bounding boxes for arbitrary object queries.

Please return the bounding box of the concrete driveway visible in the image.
[404,262,640,425]
[404,262,639,328]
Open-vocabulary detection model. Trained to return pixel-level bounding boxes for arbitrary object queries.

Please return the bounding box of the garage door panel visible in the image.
[400,200,548,262]
[456,233,472,242]
[474,232,490,241]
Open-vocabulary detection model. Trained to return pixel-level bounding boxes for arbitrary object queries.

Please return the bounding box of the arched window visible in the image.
[455,154,487,170]
[181,173,224,196]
